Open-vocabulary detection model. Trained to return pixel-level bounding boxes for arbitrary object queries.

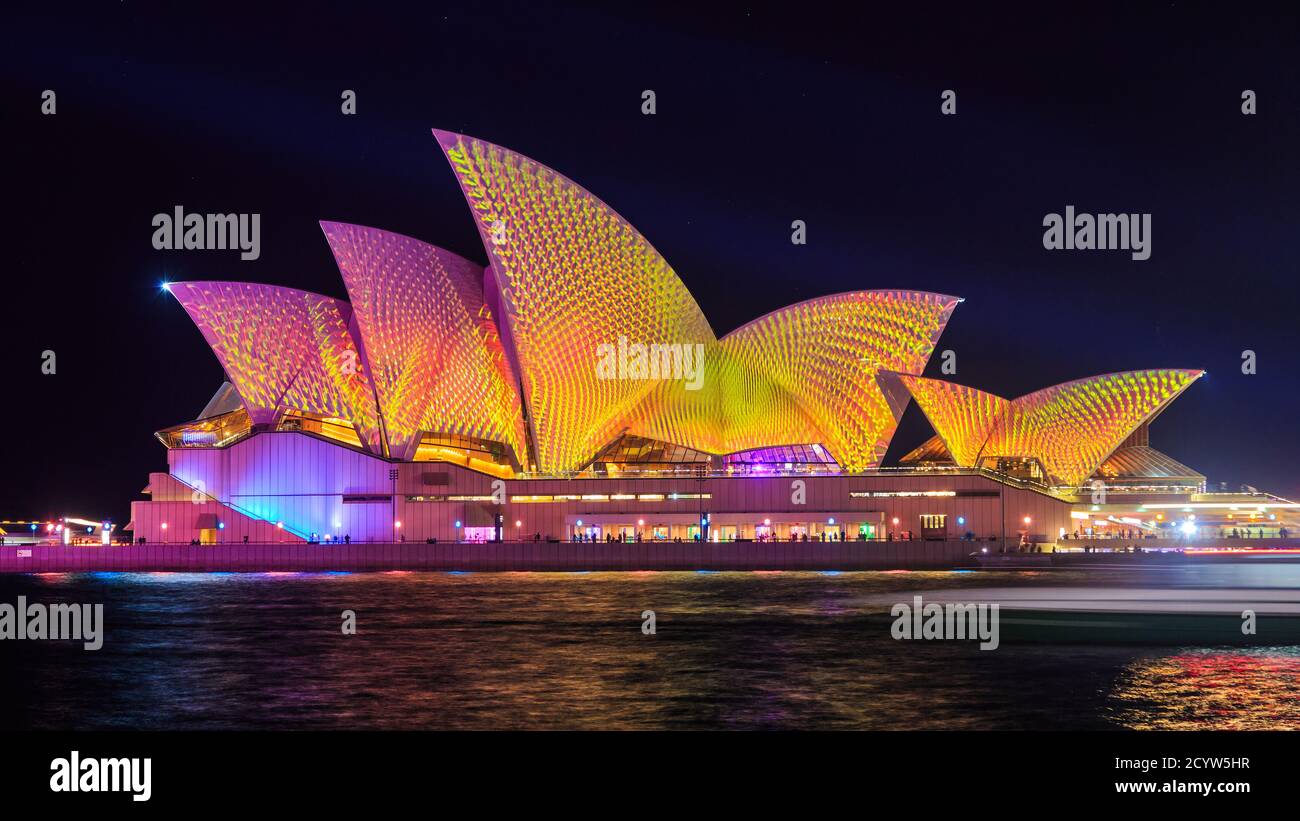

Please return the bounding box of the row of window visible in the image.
[406,493,714,503]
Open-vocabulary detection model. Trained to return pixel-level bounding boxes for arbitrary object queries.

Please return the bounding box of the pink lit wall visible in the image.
[130,431,1073,546]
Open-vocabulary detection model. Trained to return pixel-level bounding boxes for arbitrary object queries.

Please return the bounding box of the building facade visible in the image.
[128,130,1291,549]
[133,428,1070,545]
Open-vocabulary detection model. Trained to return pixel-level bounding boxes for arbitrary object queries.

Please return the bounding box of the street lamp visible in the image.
[697,456,711,542]
[389,468,400,543]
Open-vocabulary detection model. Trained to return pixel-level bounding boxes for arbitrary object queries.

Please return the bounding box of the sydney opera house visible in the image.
[127,130,1294,549]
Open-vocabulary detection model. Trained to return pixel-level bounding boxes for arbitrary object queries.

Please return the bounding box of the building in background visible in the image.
[0,519,116,546]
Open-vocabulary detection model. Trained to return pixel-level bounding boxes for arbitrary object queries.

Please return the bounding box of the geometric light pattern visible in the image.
[168,281,383,451]
[624,332,819,459]
[434,129,957,472]
[320,221,527,464]
[165,132,1209,491]
[716,290,959,470]
[624,290,959,470]
[899,369,1204,486]
[897,433,955,466]
[434,129,716,472]
[894,375,1008,466]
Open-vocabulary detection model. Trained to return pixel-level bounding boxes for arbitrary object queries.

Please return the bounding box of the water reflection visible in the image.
[0,568,1296,730]
[1107,648,1300,729]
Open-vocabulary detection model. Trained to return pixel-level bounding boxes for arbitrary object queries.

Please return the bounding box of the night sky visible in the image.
[3,2,1298,524]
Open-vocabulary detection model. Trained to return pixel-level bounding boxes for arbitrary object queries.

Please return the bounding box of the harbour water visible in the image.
[2,566,1298,730]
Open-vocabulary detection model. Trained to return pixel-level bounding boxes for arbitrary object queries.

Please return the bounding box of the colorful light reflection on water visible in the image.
[1107,648,1300,729]
[0,567,1296,729]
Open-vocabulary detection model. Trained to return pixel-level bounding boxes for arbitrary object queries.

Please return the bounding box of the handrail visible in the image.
[166,475,313,540]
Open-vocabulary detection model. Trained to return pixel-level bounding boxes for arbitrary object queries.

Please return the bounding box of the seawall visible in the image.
[0,540,982,573]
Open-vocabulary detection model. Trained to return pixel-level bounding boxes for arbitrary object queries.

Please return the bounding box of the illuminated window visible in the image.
[278,410,364,449]
[851,490,957,498]
[412,432,516,479]
[155,408,253,449]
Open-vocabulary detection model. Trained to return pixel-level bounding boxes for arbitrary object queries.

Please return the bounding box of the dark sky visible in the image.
[3,2,1298,524]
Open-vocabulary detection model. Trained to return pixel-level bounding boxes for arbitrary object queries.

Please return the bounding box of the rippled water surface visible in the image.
[2,566,1298,729]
